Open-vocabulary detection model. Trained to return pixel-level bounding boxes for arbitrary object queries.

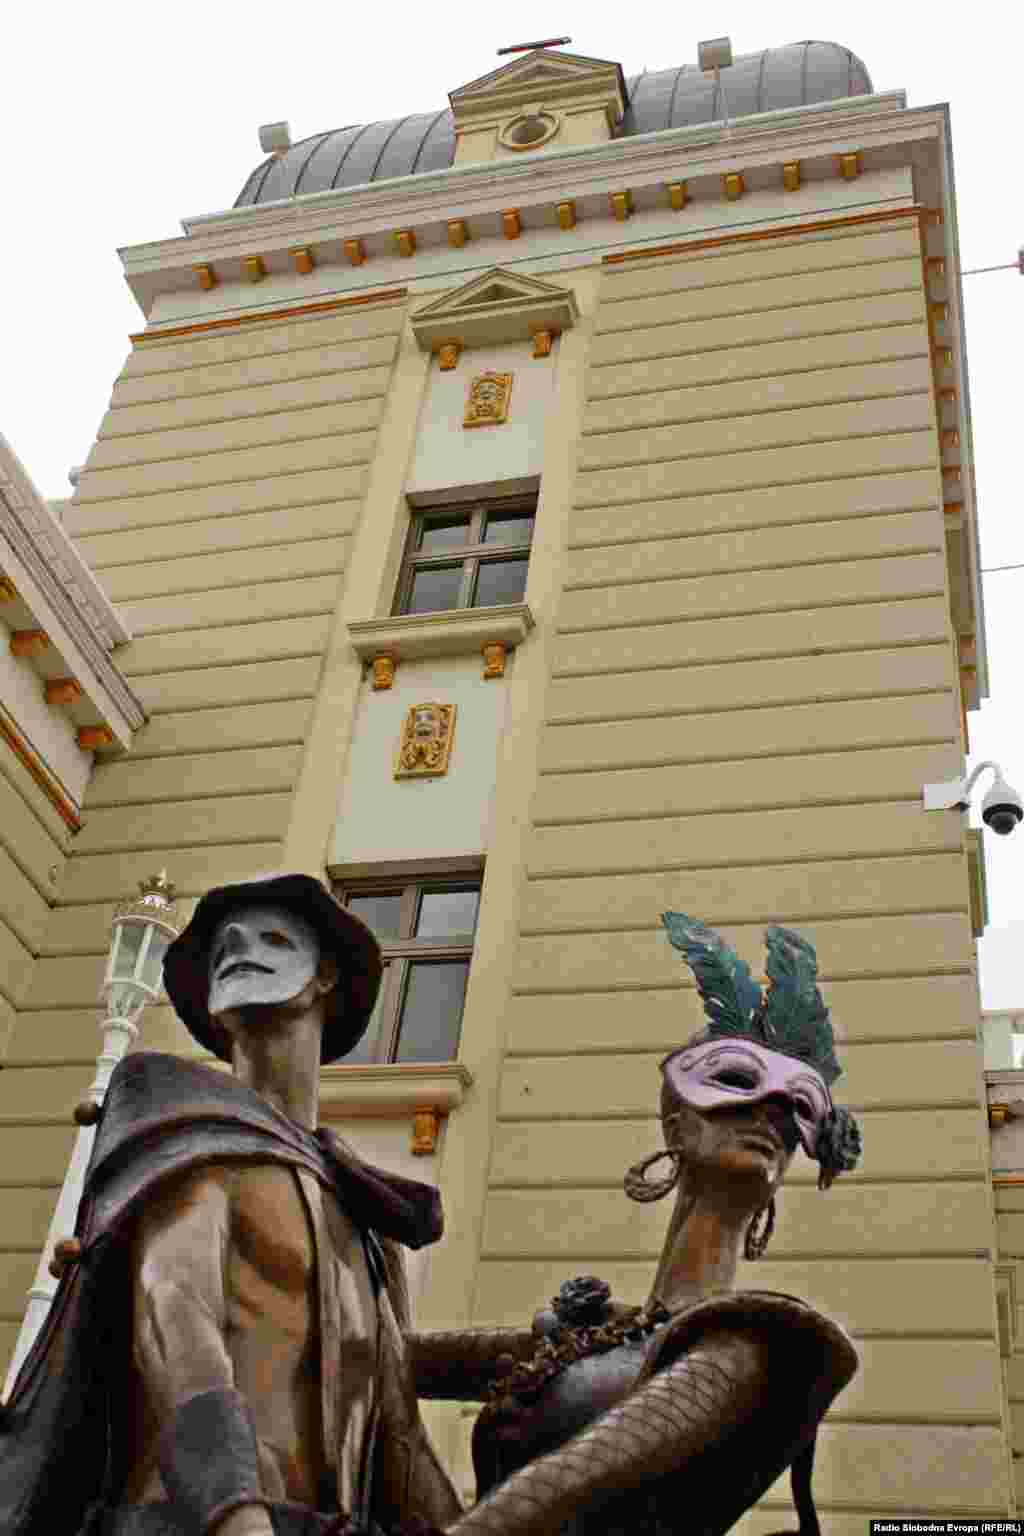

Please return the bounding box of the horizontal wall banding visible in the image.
[587,324,929,402]
[87,399,383,473]
[131,659,322,716]
[0,768,66,905]
[38,845,283,941]
[597,223,921,307]
[75,429,377,503]
[63,466,368,538]
[533,742,961,827]
[577,393,935,475]
[557,553,946,633]
[497,1042,982,1119]
[552,596,952,678]
[582,358,933,436]
[0,849,50,955]
[85,745,303,808]
[545,646,952,725]
[594,259,924,338]
[503,971,976,1052]
[521,854,967,931]
[540,693,959,775]
[475,1255,995,1336]
[590,293,926,371]
[119,302,406,380]
[481,1182,993,1261]
[116,617,330,678]
[104,699,312,760]
[490,1109,985,1185]
[0,922,35,1012]
[101,359,395,435]
[77,501,361,569]
[116,576,342,638]
[93,536,349,602]
[514,914,974,993]
[575,432,936,511]
[569,470,938,549]
[565,512,940,591]
[528,800,960,880]
[73,793,294,856]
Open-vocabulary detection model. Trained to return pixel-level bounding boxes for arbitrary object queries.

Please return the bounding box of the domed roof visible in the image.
[236,41,872,208]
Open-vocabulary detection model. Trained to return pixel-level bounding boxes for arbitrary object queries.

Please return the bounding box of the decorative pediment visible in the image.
[449,49,627,129]
[410,267,579,353]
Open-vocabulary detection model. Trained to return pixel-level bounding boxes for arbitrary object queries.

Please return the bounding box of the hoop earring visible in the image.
[624,1148,681,1203]
[744,1196,776,1260]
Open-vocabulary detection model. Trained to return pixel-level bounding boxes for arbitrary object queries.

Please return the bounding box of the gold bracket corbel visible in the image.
[371,655,397,691]
[411,1108,442,1156]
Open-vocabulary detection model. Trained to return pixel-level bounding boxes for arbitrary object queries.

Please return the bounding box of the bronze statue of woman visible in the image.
[410,914,862,1536]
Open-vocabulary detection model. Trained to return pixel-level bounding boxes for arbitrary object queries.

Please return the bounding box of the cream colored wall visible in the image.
[0,295,408,1373]
[0,739,72,1369]
[996,1186,1024,1507]
[406,339,556,497]
[467,214,1010,1515]
[331,655,511,865]
[329,1115,446,1314]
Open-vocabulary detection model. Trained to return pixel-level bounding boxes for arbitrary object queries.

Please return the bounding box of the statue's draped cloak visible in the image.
[0,1052,444,1536]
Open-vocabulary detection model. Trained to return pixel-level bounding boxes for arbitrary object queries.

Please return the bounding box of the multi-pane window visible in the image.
[332,875,481,1064]
[395,497,535,616]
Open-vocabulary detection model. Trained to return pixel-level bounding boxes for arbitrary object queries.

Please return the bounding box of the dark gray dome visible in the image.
[236,41,872,207]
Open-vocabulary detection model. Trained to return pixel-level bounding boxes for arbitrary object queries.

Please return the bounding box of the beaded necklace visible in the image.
[478,1277,671,1426]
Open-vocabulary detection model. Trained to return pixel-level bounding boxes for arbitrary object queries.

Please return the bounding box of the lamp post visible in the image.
[3,872,180,1397]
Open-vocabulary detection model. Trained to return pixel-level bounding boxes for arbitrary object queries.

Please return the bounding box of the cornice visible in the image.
[0,436,145,745]
[120,92,911,284]
[347,604,535,664]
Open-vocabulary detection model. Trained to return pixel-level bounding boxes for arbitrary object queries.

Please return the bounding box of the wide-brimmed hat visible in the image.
[162,874,382,1063]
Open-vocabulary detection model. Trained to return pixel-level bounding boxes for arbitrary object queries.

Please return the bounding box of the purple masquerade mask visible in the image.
[661,1038,833,1161]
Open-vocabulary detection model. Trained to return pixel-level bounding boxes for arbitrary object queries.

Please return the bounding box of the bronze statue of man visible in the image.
[0,874,470,1536]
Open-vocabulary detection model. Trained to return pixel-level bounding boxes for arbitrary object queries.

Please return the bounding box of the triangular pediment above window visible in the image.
[410,268,579,353]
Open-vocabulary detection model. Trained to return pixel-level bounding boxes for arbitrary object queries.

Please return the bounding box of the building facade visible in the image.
[0,40,1011,1521]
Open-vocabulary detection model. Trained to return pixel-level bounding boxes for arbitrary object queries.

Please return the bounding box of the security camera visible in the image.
[982,775,1024,835]
[923,759,1024,836]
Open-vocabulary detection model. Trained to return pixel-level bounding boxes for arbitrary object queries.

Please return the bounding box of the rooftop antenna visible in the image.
[497,36,572,54]
[698,36,734,136]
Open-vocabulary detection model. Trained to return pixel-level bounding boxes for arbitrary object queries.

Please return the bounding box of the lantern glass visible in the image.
[113,920,145,981]
[142,926,172,992]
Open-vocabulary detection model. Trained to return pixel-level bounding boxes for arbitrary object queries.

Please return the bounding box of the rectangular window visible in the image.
[332,872,482,1063]
[395,497,535,617]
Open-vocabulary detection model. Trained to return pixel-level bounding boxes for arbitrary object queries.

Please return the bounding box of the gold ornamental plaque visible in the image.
[395,702,456,779]
[464,372,512,428]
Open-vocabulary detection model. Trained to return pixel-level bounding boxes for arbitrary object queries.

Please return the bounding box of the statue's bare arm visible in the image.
[132,1166,275,1536]
[445,1329,767,1536]
[407,1327,539,1401]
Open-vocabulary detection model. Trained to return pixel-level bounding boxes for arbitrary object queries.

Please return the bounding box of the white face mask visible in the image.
[207,904,321,1019]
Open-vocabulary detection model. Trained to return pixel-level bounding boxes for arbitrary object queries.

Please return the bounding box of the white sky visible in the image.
[3,3,1022,1003]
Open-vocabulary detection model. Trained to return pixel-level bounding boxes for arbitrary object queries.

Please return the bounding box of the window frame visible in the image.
[393,494,536,618]
[331,870,482,1065]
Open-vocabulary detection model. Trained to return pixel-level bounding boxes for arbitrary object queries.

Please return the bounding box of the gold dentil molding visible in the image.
[782,160,801,191]
[291,246,315,274]
[666,182,688,210]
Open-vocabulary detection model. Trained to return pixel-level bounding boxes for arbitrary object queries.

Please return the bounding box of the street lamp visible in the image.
[3,872,180,1396]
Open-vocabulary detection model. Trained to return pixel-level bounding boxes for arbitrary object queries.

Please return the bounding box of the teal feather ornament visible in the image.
[661,913,762,1034]
[760,925,842,1085]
